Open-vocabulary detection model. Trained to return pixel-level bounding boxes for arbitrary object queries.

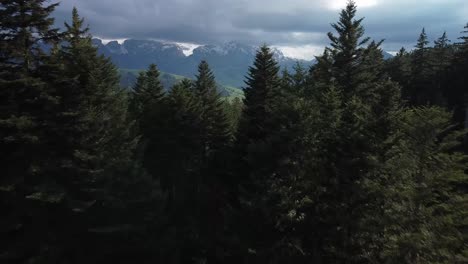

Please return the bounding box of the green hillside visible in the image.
[119,68,244,99]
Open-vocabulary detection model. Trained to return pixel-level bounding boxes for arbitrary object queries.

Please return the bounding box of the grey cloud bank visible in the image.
[52,0,468,59]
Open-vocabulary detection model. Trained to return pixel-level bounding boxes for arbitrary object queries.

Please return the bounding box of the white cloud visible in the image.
[175,42,201,56]
[327,0,379,10]
[99,38,127,44]
[274,45,324,60]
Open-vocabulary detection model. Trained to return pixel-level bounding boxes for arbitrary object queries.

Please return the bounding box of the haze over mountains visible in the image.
[92,38,394,89]
[92,38,314,88]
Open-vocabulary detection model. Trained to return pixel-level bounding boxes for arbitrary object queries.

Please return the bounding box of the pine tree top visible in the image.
[415,28,429,50]
[0,0,60,71]
[195,60,217,92]
[64,7,90,41]
[434,31,450,49]
[327,0,369,58]
[245,45,280,90]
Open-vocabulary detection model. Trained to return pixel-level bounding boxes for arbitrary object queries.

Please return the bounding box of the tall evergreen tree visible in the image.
[238,45,281,148]
[291,62,308,97]
[130,64,164,123]
[305,2,403,262]
[224,97,243,134]
[129,64,165,181]
[0,0,60,188]
[194,60,231,160]
[0,1,63,262]
[433,31,452,68]
[150,79,206,263]
[430,32,453,105]
[370,107,468,263]
[235,45,307,263]
[325,0,370,95]
[386,47,412,95]
[46,8,136,262]
[446,23,468,126]
[409,28,433,105]
[192,61,233,262]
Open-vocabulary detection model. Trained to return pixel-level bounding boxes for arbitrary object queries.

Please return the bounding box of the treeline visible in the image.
[0,1,467,264]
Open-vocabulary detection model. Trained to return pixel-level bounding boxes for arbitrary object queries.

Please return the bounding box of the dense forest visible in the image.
[0,0,467,263]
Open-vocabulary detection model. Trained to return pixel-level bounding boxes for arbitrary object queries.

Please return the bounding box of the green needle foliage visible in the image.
[0,1,467,263]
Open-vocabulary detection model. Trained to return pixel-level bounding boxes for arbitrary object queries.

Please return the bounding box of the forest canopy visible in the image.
[0,1,467,263]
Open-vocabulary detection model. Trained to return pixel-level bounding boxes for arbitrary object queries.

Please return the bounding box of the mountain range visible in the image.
[92,39,315,88]
[92,38,394,89]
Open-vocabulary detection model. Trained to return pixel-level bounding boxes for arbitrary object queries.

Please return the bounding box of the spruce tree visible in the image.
[0,1,62,262]
[224,97,243,134]
[430,32,453,105]
[291,62,308,96]
[446,23,468,125]
[372,107,468,263]
[130,64,165,122]
[386,47,412,94]
[280,68,293,93]
[128,64,165,180]
[148,79,206,263]
[0,0,60,187]
[326,0,370,94]
[192,61,234,262]
[306,2,403,262]
[409,28,433,105]
[49,8,136,262]
[235,45,296,262]
[433,31,452,67]
[238,45,281,148]
[193,60,231,160]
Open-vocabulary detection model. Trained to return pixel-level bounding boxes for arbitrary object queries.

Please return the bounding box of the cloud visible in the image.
[52,0,468,57]
[274,45,324,60]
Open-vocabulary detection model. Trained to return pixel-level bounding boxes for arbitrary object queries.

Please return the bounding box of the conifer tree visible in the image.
[291,62,308,96]
[194,60,231,160]
[57,6,134,196]
[235,45,297,262]
[49,8,136,261]
[280,68,293,93]
[0,0,60,186]
[128,64,165,180]
[446,23,468,125]
[147,79,206,263]
[224,97,243,134]
[386,47,412,93]
[326,0,370,94]
[433,31,452,68]
[308,49,334,98]
[414,28,430,61]
[305,2,403,262]
[192,61,234,262]
[238,45,281,149]
[429,32,453,105]
[130,64,165,123]
[370,107,468,263]
[0,1,62,261]
[409,28,433,105]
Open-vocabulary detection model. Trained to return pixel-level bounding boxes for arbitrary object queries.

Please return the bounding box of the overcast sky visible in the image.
[52,0,468,60]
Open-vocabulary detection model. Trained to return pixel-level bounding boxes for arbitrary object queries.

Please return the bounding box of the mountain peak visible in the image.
[192,41,256,56]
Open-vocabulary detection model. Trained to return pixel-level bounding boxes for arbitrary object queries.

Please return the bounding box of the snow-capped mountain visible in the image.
[191,41,289,62]
[92,38,314,87]
[92,38,395,88]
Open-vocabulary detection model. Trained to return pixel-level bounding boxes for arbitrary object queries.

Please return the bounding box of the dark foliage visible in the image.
[1,1,466,264]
